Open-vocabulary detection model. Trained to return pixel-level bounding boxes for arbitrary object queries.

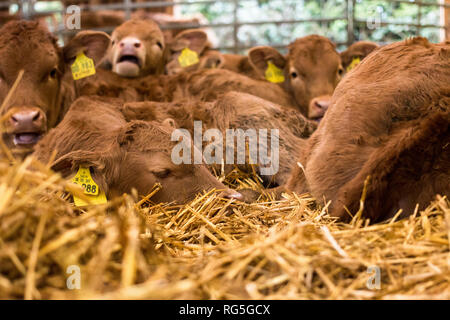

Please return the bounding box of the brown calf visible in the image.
[120,92,316,185]
[248,35,344,119]
[105,19,166,77]
[0,20,110,158]
[33,96,242,204]
[286,37,450,223]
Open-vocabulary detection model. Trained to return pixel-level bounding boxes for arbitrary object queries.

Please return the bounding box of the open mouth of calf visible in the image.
[12,131,43,146]
[117,54,141,67]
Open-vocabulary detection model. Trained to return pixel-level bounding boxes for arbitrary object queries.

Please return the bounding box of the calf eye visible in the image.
[49,68,58,79]
[338,67,344,76]
[153,168,171,178]
[111,40,116,46]
[156,41,163,50]
[290,71,298,79]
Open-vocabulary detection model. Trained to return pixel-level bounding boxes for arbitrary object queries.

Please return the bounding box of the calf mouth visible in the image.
[13,132,42,146]
[2,131,43,148]
[117,54,141,67]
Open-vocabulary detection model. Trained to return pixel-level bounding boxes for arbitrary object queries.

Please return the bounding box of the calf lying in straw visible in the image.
[287,37,450,223]
[33,96,243,204]
[120,92,316,186]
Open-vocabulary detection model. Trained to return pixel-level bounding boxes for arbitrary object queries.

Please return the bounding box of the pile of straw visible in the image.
[0,157,449,300]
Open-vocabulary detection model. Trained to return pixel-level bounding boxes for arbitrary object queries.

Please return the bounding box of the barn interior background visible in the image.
[0,0,449,53]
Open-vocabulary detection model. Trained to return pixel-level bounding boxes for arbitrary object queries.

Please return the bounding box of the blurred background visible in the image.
[1,0,449,52]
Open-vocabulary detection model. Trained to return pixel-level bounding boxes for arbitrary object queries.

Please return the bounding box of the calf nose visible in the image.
[119,37,142,53]
[308,95,332,120]
[219,189,244,201]
[314,99,330,111]
[9,108,45,130]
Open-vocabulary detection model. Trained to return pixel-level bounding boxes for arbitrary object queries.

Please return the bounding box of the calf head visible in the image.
[0,21,109,156]
[248,35,343,119]
[51,121,242,203]
[107,19,166,77]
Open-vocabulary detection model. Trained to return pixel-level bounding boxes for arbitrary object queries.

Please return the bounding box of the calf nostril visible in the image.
[134,42,141,48]
[315,101,329,110]
[315,101,324,109]
[32,112,40,122]
[120,42,124,48]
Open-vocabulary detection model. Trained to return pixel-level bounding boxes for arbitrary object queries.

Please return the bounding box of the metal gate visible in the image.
[2,0,449,52]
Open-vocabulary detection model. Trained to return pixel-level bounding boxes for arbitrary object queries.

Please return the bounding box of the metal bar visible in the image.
[213,41,349,52]
[53,17,350,34]
[417,0,422,36]
[124,0,131,21]
[444,0,450,39]
[53,18,445,36]
[354,18,445,29]
[28,0,450,8]
[233,0,239,54]
[21,0,32,20]
[31,0,450,16]
[89,1,217,11]
[364,0,450,9]
[347,0,355,46]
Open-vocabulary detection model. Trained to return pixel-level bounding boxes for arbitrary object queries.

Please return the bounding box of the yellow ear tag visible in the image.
[178,47,199,68]
[346,56,361,72]
[71,166,107,207]
[71,52,96,80]
[265,61,285,83]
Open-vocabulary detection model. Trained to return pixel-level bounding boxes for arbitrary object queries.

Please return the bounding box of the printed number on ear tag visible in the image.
[346,56,361,72]
[71,52,96,80]
[265,61,285,83]
[71,166,107,206]
[178,47,199,68]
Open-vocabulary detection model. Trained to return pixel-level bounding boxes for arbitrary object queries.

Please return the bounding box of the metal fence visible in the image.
[2,0,449,52]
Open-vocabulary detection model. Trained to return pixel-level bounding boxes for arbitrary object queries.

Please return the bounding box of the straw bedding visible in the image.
[0,156,448,300]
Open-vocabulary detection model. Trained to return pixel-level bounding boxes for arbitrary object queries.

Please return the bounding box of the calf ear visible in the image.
[51,151,109,195]
[63,31,111,66]
[248,46,286,78]
[169,29,209,54]
[161,118,177,130]
[200,51,225,69]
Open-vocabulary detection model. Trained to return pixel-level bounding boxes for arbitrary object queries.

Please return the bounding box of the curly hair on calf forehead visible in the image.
[288,35,337,55]
[0,20,58,50]
[117,120,176,153]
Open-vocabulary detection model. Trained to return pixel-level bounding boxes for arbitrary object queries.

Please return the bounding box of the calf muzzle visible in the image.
[308,95,331,121]
[4,106,47,147]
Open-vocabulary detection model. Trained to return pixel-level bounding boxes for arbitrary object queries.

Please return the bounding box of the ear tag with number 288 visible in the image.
[71,166,107,207]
